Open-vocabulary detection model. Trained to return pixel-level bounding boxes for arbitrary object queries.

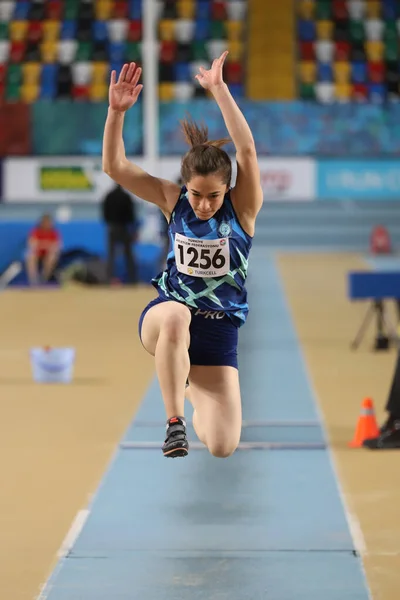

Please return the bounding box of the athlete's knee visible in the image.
[207,438,239,458]
[159,305,191,344]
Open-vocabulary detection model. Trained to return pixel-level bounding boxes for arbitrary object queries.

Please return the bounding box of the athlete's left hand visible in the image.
[195,51,228,90]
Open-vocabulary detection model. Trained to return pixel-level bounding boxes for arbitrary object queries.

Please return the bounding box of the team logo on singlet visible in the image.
[218,222,231,237]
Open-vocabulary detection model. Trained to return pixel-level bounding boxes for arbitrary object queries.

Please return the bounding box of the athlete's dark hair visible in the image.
[180,117,232,186]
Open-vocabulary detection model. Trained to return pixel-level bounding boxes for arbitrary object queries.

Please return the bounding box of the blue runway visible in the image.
[40,250,371,600]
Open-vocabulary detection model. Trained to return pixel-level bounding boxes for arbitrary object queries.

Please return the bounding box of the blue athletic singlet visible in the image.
[151,186,253,327]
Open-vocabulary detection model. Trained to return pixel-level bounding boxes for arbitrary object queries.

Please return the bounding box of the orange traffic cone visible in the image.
[348,398,380,448]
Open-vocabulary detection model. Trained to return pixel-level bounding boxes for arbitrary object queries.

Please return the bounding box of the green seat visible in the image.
[64,0,79,20]
[6,81,20,100]
[384,37,398,61]
[6,64,22,85]
[299,82,315,100]
[76,41,93,61]
[315,1,331,20]
[349,20,365,43]
[0,22,8,40]
[383,20,397,42]
[192,40,209,61]
[126,41,141,62]
[210,21,226,39]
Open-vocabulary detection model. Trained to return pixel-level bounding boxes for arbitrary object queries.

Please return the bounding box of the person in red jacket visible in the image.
[26,214,61,285]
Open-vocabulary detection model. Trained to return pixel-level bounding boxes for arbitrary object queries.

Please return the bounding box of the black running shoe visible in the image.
[162,416,189,458]
[363,420,400,450]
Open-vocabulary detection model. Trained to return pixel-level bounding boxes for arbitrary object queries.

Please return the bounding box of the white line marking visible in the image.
[57,509,90,559]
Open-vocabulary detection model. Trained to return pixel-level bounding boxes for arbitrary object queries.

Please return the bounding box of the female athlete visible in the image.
[103,53,263,459]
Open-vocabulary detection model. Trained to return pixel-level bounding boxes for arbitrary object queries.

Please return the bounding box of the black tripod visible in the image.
[351,299,400,350]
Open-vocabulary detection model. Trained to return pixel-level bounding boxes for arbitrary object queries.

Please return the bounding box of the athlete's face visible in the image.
[186,174,228,220]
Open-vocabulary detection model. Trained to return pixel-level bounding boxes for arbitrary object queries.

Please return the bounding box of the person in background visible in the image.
[101,183,138,284]
[26,214,61,286]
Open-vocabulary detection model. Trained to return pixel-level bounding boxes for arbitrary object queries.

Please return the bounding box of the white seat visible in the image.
[0,1,14,21]
[227,1,246,21]
[107,19,128,42]
[315,82,335,103]
[365,19,384,41]
[315,40,334,63]
[71,61,92,85]
[347,0,365,20]
[206,39,228,61]
[175,19,195,43]
[174,82,194,101]
[0,41,10,62]
[190,60,209,84]
[58,40,77,64]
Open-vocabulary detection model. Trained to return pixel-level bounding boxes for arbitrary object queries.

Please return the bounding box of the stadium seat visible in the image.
[114,1,129,19]
[196,1,210,20]
[298,19,316,42]
[212,2,228,21]
[9,41,25,63]
[89,81,108,101]
[226,21,242,42]
[174,61,191,82]
[348,0,365,20]
[210,21,227,39]
[40,40,58,63]
[316,1,331,20]
[207,39,227,60]
[160,40,177,63]
[194,19,210,40]
[60,20,77,40]
[366,1,381,19]
[129,0,142,19]
[365,40,384,60]
[27,20,43,44]
[334,61,351,83]
[369,82,386,102]
[126,41,141,61]
[159,19,175,41]
[352,82,368,100]
[92,62,109,83]
[315,82,335,102]
[72,83,90,100]
[20,82,39,102]
[177,0,195,20]
[299,81,316,99]
[335,81,352,101]
[225,60,243,85]
[72,61,92,85]
[227,40,243,61]
[42,20,61,41]
[332,0,348,20]
[95,0,113,20]
[0,41,10,62]
[299,60,316,83]
[58,40,77,64]
[158,82,175,101]
[315,40,334,62]
[367,60,385,82]
[317,62,333,82]
[22,61,41,85]
[46,0,63,21]
[0,2,14,22]
[335,41,351,60]
[108,19,129,42]
[298,0,314,20]
[349,19,365,43]
[174,81,194,100]
[175,19,195,43]
[382,1,398,20]
[13,2,30,21]
[9,21,27,42]
[299,41,315,61]
[0,63,6,85]
[176,42,192,63]
[316,20,334,40]
[351,60,367,82]
[227,1,246,21]
[365,18,384,40]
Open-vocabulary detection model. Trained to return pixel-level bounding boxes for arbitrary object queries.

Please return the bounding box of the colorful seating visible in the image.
[297,0,400,103]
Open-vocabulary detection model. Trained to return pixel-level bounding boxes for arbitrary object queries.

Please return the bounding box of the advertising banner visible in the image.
[317,160,400,200]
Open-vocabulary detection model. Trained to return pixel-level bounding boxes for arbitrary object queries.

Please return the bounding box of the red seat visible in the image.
[114,0,129,19]
[0,64,7,84]
[368,61,385,83]
[72,84,90,100]
[335,41,351,60]
[212,1,227,21]
[352,83,368,101]
[128,20,142,42]
[225,60,243,84]
[332,0,348,20]
[160,41,177,63]
[28,21,43,44]
[299,41,315,60]
[9,41,26,63]
[46,0,63,20]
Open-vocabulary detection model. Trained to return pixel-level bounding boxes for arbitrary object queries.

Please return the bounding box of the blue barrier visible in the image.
[0,221,162,284]
[348,271,400,300]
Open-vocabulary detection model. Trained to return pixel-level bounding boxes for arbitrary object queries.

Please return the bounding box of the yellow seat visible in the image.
[227,40,243,61]
[298,0,315,19]
[335,82,351,101]
[158,82,175,101]
[92,61,109,83]
[41,40,58,63]
[20,83,39,103]
[226,21,243,42]
[22,62,41,85]
[95,0,113,20]
[9,20,28,42]
[42,20,60,41]
[89,82,108,101]
[334,61,351,83]
[177,0,195,19]
[159,19,175,41]
[366,0,381,18]
[316,20,334,40]
[365,40,384,61]
[299,60,316,83]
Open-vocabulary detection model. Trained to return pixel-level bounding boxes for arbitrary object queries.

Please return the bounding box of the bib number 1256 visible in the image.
[174,232,230,278]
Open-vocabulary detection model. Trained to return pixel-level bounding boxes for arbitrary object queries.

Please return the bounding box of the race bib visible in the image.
[174,232,230,278]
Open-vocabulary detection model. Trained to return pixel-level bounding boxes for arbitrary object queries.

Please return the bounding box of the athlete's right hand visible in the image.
[109,62,143,113]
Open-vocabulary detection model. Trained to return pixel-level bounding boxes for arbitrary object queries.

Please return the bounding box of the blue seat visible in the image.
[194,19,210,40]
[174,62,191,82]
[317,62,333,82]
[13,1,30,20]
[109,61,124,79]
[129,0,142,19]
[351,61,367,83]
[197,1,211,20]
[228,83,244,98]
[41,64,58,85]
[109,42,126,62]
[369,83,386,103]
[93,20,108,42]
[298,19,316,42]
[40,81,57,100]
[382,0,398,20]
[61,20,77,40]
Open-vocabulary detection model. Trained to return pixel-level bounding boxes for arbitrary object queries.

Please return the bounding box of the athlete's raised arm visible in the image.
[102,62,180,214]
[195,52,263,234]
